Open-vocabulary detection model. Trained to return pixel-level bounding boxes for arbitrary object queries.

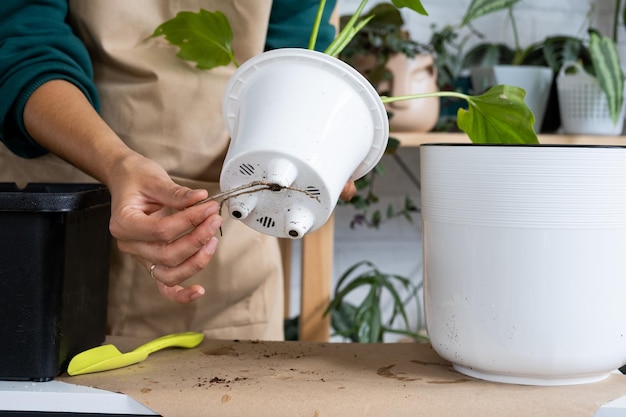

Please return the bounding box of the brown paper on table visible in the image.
[59,337,626,417]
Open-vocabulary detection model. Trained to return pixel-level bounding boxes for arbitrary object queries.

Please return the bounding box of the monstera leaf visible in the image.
[152,9,237,69]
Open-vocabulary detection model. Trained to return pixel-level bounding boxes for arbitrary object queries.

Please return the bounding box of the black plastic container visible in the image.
[0,183,111,381]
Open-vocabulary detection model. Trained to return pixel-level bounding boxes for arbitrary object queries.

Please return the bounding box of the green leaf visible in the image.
[461,0,521,26]
[330,302,359,341]
[390,0,429,16]
[589,30,625,125]
[152,9,237,69]
[462,43,515,67]
[385,137,401,154]
[538,36,589,73]
[461,0,521,27]
[355,288,382,342]
[457,85,538,144]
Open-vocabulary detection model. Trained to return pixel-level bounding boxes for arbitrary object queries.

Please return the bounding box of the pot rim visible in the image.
[420,143,626,149]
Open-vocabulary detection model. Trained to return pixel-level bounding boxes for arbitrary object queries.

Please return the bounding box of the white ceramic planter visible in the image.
[220,48,389,239]
[421,144,626,386]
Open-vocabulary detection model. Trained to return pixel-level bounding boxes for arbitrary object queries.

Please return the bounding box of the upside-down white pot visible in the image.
[220,48,389,239]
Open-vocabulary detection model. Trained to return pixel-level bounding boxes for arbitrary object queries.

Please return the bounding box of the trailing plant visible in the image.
[324,260,426,343]
[152,0,539,145]
[340,136,420,229]
[337,3,433,90]
[334,4,429,229]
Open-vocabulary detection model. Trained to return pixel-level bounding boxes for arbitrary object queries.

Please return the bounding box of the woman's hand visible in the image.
[24,80,221,304]
[107,153,223,303]
[340,181,357,201]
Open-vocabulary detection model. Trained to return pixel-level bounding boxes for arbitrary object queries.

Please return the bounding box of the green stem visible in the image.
[614,0,622,42]
[508,6,521,54]
[325,0,370,56]
[308,0,327,50]
[380,90,469,104]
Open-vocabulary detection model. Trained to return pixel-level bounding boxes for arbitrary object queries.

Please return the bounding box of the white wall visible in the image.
[339,0,615,46]
[289,0,621,341]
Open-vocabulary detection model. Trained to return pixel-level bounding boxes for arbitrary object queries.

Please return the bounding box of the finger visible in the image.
[112,199,221,242]
[156,282,206,303]
[339,181,357,201]
[158,184,209,211]
[118,214,222,269]
[145,236,219,287]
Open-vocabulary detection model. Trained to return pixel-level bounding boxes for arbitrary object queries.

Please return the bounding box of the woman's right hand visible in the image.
[23,80,222,304]
[106,152,223,303]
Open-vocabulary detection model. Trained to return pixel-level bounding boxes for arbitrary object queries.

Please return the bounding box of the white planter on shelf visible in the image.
[556,62,626,135]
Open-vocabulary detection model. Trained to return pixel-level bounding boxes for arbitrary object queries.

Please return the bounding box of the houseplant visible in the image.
[151,0,538,148]
[337,2,439,133]
[442,0,624,134]
[151,0,537,342]
[555,2,626,136]
[324,260,426,343]
[335,3,429,229]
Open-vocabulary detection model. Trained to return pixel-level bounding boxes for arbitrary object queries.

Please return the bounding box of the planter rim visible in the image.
[223,47,389,180]
[420,143,626,149]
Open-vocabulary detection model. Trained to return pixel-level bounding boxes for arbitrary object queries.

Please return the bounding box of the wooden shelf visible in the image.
[393,132,625,146]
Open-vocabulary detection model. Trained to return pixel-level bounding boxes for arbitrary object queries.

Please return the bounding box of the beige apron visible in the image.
[0,0,284,340]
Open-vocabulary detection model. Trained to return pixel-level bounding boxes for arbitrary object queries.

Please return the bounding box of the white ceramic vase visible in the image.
[421,143,626,386]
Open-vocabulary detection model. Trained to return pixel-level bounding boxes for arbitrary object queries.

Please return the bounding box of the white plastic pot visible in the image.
[557,62,626,135]
[220,48,389,239]
[421,144,626,386]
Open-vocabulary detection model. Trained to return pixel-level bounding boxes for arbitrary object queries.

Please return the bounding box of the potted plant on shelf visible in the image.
[438,0,625,135]
[447,0,555,132]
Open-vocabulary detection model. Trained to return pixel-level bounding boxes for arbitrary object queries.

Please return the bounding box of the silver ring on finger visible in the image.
[149,263,157,280]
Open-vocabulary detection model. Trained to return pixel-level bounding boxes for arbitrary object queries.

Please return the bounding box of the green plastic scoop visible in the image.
[67,331,204,376]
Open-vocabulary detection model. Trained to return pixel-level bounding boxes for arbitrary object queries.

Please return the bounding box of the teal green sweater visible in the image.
[0,0,336,158]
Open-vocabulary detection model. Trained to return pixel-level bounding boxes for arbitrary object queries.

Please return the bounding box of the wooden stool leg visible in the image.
[299,214,334,342]
[278,238,292,319]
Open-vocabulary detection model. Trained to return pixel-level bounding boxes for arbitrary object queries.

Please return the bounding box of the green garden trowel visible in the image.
[67,331,204,376]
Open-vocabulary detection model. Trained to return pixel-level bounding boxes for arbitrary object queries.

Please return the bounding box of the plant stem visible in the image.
[508,6,521,55]
[325,0,370,56]
[380,90,468,104]
[308,0,327,50]
[614,0,622,42]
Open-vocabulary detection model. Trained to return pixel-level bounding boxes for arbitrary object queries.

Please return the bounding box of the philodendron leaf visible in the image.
[152,9,237,69]
[390,0,429,15]
[457,85,539,144]
[461,0,521,27]
[589,30,625,125]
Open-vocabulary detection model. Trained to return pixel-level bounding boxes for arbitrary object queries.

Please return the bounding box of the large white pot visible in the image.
[421,144,626,386]
[220,48,389,239]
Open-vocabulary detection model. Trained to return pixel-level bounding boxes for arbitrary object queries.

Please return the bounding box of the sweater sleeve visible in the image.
[265,0,337,52]
[0,0,100,158]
